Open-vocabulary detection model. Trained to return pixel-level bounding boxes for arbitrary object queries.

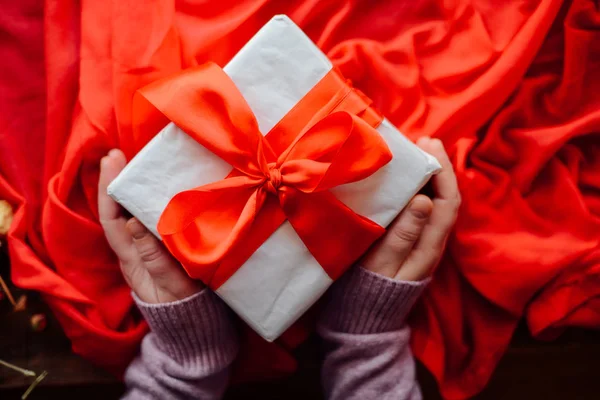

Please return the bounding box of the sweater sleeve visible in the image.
[122,289,238,400]
[317,266,429,400]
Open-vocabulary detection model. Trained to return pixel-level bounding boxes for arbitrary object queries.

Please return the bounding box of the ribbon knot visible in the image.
[265,163,282,194]
[135,62,392,288]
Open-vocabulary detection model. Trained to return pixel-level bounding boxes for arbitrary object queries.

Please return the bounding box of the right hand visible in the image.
[361,138,460,281]
[98,149,203,304]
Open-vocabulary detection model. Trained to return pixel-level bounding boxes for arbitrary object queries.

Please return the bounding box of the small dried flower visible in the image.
[0,200,13,235]
[14,294,27,312]
[31,314,47,332]
[0,276,17,307]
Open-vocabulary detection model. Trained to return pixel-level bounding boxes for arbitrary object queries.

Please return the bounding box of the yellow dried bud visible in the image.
[0,200,13,235]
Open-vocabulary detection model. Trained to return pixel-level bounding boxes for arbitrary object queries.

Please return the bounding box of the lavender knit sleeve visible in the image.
[122,289,238,400]
[318,266,429,400]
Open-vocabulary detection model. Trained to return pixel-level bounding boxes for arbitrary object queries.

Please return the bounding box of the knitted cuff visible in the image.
[320,266,430,334]
[133,289,238,371]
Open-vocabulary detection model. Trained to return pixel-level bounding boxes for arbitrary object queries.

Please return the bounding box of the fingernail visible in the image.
[126,218,146,239]
[431,138,443,148]
[108,149,121,158]
[408,197,433,219]
[409,205,429,219]
[416,137,430,146]
[410,209,427,219]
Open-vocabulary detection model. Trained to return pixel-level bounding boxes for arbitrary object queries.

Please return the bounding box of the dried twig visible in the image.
[0,358,36,377]
[0,359,49,399]
[0,275,16,307]
[13,294,27,312]
[21,370,48,400]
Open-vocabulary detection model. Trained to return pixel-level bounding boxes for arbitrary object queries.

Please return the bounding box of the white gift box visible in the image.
[108,15,441,341]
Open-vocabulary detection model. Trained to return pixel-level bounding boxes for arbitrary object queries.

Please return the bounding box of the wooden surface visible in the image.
[1,250,599,399]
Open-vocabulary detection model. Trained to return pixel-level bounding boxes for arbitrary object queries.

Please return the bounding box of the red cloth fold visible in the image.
[1,0,599,398]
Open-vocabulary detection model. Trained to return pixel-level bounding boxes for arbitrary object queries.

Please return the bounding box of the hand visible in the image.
[361,138,460,281]
[98,149,203,303]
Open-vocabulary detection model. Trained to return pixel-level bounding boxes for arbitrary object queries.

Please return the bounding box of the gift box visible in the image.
[107,15,441,341]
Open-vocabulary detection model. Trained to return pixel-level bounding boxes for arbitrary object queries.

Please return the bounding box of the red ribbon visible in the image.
[133,62,392,289]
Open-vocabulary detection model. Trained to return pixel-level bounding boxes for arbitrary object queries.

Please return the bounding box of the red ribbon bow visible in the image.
[133,63,392,289]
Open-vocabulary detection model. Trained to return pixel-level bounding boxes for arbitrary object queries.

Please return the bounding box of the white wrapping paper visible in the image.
[108,15,441,341]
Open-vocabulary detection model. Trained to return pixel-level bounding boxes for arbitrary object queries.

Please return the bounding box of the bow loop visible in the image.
[134,63,268,177]
[277,111,392,193]
[137,63,392,288]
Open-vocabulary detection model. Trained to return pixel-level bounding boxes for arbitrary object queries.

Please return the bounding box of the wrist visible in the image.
[319,266,430,334]
[133,279,204,304]
[133,289,238,370]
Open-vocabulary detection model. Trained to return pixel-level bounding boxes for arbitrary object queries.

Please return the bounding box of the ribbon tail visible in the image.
[278,112,392,193]
[280,188,386,280]
[210,194,287,289]
[158,176,259,234]
[134,62,270,176]
[158,177,266,285]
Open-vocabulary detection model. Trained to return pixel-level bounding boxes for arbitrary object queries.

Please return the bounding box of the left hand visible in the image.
[98,149,203,304]
[361,138,460,281]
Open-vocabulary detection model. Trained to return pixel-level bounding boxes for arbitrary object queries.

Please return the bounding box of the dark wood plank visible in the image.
[2,249,599,399]
[418,326,600,400]
[0,249,116,391]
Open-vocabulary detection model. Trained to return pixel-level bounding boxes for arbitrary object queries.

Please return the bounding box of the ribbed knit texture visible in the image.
[133,289,238,374]
[124,268,430,399]
[320,266,430,334]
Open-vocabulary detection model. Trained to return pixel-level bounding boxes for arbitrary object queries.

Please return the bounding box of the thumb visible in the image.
[126,218,178,275]
[361,195,433,279]
[126,218,202,301]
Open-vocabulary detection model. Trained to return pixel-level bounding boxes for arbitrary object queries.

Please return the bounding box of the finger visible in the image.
[98,149,127,221]
[417,138,460,204]
[361,195,433,278]
[400,221,449,280]
[98,149,136,257]
[126,218,202,299]
[126,218,178,274]
[407,138,461,272]
[418,138,461,233]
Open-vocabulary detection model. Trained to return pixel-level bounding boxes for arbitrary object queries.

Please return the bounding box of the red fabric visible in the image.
[1,0,598,398]
[137,63,390,287]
